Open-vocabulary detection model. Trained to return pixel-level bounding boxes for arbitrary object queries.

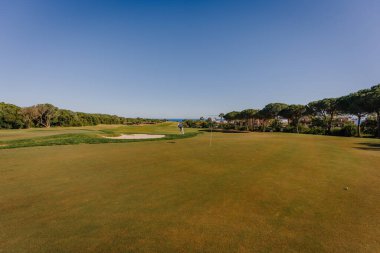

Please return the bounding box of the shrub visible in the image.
[330,124,357,137]
[340,123,357,137]
[361,117,377,136]
[306,127,325,135]
[269,119,283,132]
[282,126,295,133]
[310,117,327,129]
[222,123,235,130]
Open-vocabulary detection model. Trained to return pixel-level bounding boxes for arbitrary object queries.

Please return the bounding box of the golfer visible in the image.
[178,122,184,134]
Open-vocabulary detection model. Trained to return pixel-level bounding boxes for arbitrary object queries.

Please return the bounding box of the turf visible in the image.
[0,123,198,149]
[0,125,379,252]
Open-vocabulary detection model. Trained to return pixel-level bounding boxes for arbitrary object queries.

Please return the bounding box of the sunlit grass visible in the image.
[0,125,379,252]
[0,122,199,149]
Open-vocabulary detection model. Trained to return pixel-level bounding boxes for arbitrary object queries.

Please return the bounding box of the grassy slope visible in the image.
[0,127,379,252]
[0,123,198,149]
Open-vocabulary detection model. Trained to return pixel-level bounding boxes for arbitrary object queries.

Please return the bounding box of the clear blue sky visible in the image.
[1,0,379,118]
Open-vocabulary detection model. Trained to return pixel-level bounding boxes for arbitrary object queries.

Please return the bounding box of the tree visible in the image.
[280,104,306,133]
[364,84,380,138]
[240,109,259,131]
[0,102,24,129]
[260,103,288,119]
[20,106,39,128]
[307,98,338,134]
[257,103,287,131]
[54,109,81,127]
[1,102,163,129]
[278,107,292,125]
[337,92,368,137]
[223,111,240,129]
[35,104,58,128]
[218,113,225,122]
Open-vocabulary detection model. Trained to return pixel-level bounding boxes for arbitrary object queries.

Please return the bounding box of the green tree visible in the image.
[35,104,58,128]
[260,103,288,119]
[240,109,259,131]
[280,104,307,133]
[223,111,240,129]
[307,98,338,134]
[257,103,287,131]
[218,113,225,122]
[364,84,380,138]
[337,92,368,137]
[20,106,39,128]
[0,102,24,129]
[54,109,81,127]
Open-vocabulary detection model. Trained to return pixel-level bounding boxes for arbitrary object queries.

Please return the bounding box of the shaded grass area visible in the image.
[0,131,379,252]
[355,142,380,151]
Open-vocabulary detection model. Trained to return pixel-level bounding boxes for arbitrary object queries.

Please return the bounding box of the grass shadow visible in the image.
[355,142,380,151]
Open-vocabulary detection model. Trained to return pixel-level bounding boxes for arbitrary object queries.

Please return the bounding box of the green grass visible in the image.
[0,124,379,252]
[0,122,199,149]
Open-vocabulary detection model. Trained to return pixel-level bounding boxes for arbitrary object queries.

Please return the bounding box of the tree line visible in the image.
[221,84,380,138]
[0,103,163,129]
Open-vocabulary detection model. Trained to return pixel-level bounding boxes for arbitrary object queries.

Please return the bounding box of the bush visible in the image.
[306,127,325,135]
[330,124,357,137]
[269,119,283,132]
[296,124,309,133]
[282,126,295,133]
[361,117,377,136]
[341,124,357,137]
[282,125,309,134]
[310,117,327,129]
[222,123,235,130]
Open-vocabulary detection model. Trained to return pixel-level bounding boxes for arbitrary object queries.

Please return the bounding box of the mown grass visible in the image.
[0,125,379,253]
[0,132,199,149]
[0,122,199,149]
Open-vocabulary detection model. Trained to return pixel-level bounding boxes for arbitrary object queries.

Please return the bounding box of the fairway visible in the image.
[1,126,380,252]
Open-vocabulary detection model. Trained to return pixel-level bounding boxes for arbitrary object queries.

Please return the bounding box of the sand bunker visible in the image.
[104,134,165,140]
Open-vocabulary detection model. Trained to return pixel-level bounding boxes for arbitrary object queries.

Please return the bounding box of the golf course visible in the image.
[1,122,379,253]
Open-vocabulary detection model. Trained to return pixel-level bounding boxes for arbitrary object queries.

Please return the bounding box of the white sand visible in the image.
[104,134,165,140]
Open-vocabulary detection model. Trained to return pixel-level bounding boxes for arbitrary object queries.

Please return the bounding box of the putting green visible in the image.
[0,126,379,252]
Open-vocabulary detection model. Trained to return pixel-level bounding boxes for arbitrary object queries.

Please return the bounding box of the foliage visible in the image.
[279,104,306,133]
[361,115,377,135]
[258,103,288,119]
[307,98,338,134]
[305,127,325,135]
[341,123,358,137]
[0,102,24,129]
[269,119,283,132]
[2,84,380,138]
[0,102,164,129]
[330,123,357,137]
[182,119,210,128]
[223,111,240,122]
[220,84,380,138]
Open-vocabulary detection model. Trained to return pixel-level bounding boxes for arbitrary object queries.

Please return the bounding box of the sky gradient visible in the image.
[1,0,379,118]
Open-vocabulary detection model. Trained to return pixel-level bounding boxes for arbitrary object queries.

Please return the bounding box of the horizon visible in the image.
[1,0,380,118]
